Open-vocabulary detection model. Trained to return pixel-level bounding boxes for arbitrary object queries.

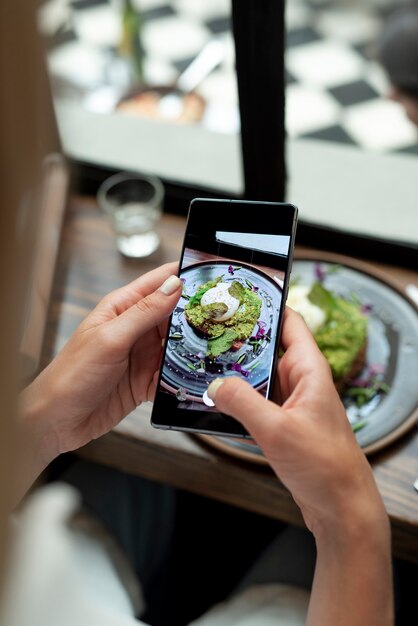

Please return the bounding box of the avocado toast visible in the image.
[184,275,262,357]
[287,281,368,391]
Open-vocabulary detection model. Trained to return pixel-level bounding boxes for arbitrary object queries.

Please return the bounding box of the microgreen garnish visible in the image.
[169,332,183,341]
[228,281,246,301]
[345,373,390,408]
[188,275,223,306]
[352,419,368,433]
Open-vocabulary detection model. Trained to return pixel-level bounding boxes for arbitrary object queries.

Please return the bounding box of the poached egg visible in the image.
[201,282,240,322]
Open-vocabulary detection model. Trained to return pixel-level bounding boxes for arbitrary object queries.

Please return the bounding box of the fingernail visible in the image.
[207,377,225,400]
[160,275,182,296]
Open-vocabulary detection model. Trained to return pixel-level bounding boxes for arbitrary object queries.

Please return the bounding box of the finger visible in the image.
[147,368,161,402]
[278,307,333,400]
[107,274,182,349]
[281,307,320,353]
[280,307,331,376]
[99,262,179,315]
[207,376,282,444]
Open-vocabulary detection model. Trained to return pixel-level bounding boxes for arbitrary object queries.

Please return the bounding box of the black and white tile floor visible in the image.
[40,0,418,154]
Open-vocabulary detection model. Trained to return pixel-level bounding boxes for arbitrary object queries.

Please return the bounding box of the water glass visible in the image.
[97,172,164,258]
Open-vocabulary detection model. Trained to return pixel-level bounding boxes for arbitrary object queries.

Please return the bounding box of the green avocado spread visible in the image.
[185,276,262,356]
[308,283,367,380]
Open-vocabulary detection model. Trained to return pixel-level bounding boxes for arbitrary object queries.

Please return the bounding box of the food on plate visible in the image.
[116,89,205,123]
[287,282,367,391]
[185,275,262,357]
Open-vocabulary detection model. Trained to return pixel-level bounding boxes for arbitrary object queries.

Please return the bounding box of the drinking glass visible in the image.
[97,172,164,258]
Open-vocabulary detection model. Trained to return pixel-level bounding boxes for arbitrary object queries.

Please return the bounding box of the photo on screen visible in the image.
[158,229,291,413]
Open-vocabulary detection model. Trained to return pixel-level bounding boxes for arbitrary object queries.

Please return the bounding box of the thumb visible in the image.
[207,376,281,443]
[108,274,182,349]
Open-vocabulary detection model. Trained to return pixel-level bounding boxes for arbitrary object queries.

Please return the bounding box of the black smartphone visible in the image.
[151,198,298,437]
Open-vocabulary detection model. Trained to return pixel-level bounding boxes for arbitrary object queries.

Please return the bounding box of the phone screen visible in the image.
[151,198,298,437]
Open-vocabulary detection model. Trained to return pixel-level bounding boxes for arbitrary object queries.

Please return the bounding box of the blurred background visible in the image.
[40,0,418,150]
[36,0,418,262]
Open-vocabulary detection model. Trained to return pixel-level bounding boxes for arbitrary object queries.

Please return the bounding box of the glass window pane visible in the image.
[40,0,243,195]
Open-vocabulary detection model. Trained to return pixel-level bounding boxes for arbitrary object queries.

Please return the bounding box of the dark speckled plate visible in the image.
[197,254,418,459]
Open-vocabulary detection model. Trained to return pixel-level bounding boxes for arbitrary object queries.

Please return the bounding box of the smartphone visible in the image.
[151,198,298,437]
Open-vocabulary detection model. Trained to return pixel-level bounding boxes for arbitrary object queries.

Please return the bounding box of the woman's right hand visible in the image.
[208,308,393,625]
[207,307,387,540]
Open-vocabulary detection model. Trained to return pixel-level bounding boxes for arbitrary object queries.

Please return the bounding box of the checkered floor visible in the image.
[40,0,418,154]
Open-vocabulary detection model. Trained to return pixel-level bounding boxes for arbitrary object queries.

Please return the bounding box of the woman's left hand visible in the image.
[20,262,182,467]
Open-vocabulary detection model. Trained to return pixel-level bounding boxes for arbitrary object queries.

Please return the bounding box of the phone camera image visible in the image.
[163,260,282,407]
[151,199,297,437]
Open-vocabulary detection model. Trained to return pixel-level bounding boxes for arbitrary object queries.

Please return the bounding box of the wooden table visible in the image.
[42,196,418,563]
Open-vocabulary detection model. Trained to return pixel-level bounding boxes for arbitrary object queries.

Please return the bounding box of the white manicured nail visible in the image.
[160,275,182,296]
[207,378,225,400]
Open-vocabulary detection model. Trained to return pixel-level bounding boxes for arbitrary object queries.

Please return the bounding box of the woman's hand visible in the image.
[207,307,387,539]
[20,263,182,468]
[208,308,393,626]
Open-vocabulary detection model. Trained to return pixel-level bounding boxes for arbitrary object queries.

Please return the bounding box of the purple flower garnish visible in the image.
[228,265,234,275]
[252,286,259,292]
[253,321,266,341]
[314,263,326,283]
[368,364,385,377]
[229,362,250,377]
[349,377,369,388]
[348,364,386,389]
[180,277,186,283]
[361,303,373,315]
